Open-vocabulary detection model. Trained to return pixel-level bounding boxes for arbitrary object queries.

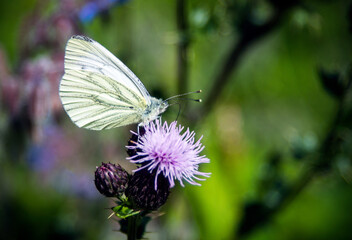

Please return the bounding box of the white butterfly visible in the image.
[59,35,169,130]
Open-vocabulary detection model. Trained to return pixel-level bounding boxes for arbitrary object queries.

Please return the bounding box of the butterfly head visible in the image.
[141,97,169,124]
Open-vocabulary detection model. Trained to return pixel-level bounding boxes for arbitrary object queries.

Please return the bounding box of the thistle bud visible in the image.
[94,162,129,197]
[126,169,170,211]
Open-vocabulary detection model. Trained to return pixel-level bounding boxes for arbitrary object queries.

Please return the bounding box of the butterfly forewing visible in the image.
[60,36,151,130]
[65,36,151,102]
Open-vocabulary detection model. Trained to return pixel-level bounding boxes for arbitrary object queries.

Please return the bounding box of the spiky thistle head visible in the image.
[127,119,211,190]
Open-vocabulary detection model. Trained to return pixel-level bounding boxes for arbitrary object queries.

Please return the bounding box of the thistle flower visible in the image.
[127,120,211,190]
[94,162,129,197]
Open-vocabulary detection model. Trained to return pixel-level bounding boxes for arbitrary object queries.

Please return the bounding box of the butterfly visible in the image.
[59,35,169,130]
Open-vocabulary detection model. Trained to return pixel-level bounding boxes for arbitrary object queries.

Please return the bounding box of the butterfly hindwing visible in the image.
[60,70,144,130]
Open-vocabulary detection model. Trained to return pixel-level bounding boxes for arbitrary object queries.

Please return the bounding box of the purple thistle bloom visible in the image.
[127,119,211,190]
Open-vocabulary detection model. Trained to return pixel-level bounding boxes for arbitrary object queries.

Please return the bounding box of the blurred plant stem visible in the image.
[176,0,190,95]
[188,2,300,124]
[237,71,352,238]
[128,215,138,240]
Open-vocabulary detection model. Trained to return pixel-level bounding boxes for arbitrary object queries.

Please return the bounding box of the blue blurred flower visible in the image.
[79,0,130,23]
[127,119,211,190]
[27,125,99,198]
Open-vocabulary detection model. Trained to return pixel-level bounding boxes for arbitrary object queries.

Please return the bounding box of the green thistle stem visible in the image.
[127,215,138,240]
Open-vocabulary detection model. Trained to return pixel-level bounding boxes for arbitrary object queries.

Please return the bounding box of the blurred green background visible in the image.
[1,0,352,239]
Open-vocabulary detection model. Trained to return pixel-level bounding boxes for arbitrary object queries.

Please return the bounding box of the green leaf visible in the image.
[112,204,140,219]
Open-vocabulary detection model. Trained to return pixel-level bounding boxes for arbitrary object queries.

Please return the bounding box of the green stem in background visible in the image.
[196,16,282,123]
[176,0,190,96]
[127,215,138,240]
[188,2,299,125]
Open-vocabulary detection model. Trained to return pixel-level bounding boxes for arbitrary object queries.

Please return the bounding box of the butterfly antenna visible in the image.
[165,90,202,101]
[178,97,202,102]
[167,91,202,121]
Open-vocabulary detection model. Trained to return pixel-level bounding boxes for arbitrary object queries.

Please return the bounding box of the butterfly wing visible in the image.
[60,35,150,130]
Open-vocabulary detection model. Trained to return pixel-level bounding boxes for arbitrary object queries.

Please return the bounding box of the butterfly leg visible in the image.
[136,123,147,141]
